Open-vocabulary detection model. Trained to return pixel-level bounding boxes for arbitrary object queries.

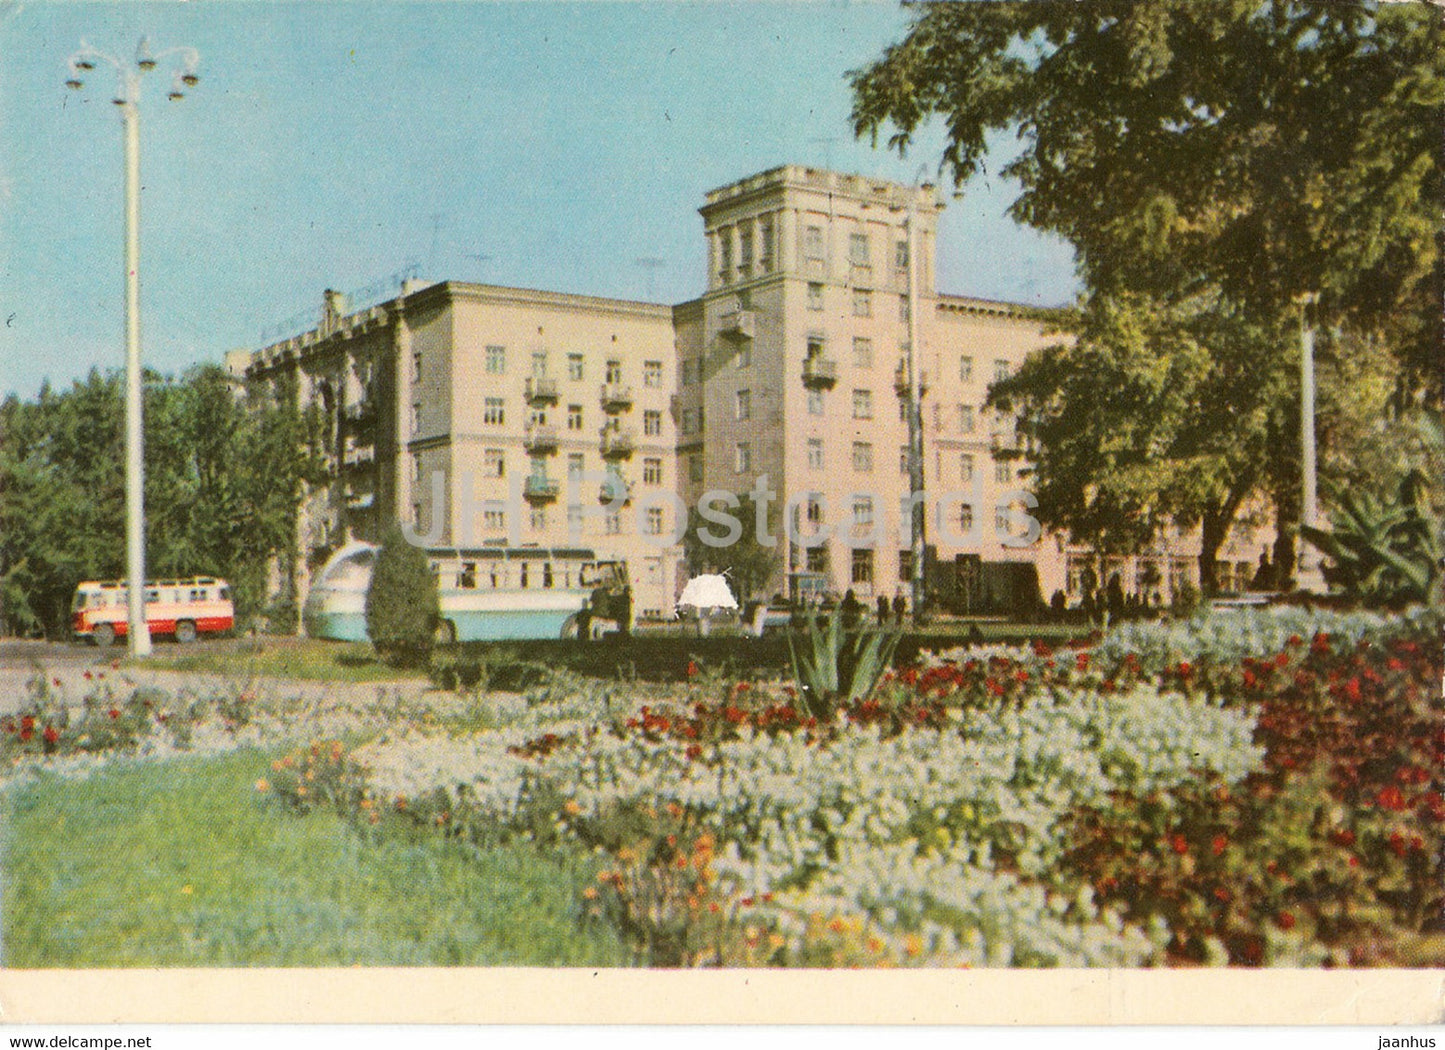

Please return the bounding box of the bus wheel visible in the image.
[93,623,115,648]
[434,619,457,645]
[175,620,198,644]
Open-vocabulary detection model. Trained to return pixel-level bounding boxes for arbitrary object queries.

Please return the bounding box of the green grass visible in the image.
[133,639,424,683]
[0,750,628,967]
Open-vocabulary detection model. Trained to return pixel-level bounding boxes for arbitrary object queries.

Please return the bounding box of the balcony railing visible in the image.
[801,357,838,388]
[598,475,632,504]
[599,427,636,459]
[718,307,757,342]
[894,364,930,396]
[523,425,559,453]
[525,376,559,404]
[600,384,634,412]
[523,475,560,502]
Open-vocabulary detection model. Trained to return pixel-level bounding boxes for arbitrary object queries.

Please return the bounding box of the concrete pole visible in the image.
[121,78,152,657]
[906,194,925,622]
[1297,292,1326,592]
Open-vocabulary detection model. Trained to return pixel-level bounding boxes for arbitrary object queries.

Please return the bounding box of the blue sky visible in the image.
[0,1,1078,400]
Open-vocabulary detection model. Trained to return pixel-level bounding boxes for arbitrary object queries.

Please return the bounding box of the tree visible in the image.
[681,492,784,607]
[364,520,439,666]
[988,294,1288,593]
[851,0,1442,587]
[851,1,1441,385]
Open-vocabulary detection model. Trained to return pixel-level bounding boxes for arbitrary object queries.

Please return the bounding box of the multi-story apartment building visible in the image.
[241,164,1272,624]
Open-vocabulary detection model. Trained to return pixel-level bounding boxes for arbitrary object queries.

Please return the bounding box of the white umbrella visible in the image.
[676,573,739,612]
[676,573,737,636]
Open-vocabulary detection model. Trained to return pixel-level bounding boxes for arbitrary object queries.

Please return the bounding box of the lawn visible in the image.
[132,638,424,683]
[0,748,627,967]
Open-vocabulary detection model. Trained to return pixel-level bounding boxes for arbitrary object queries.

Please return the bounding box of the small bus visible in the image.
[71,577,235,646]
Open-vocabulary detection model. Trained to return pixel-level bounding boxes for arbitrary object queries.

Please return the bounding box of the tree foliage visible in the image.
[364,520,440,666]
[682,492,784,606]
[851,0,1442,392]
[0,366,323,637]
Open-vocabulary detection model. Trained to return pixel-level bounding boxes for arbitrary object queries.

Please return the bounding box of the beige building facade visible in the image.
[242,164,1271,623]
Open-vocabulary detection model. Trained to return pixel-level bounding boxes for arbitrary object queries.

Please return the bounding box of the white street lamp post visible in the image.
[1296,291,1326,593]
[67,38,200,657]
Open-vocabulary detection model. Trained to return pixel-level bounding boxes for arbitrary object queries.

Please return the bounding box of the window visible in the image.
[759,218,774,268]
[531,351,548,378]
[900,445,911,475]
[735,442,751,473]
[995,506,1011,534]
[529,455,547,480]
[484,508,507,532]
[806,498,823,525]
[895,239,909,272]
[806,546,827,572]
[413,501,423,529]
[853,289,872,317]
[995,461,1011,483]
[994,359,1011,382]
[852,389,873,420]
[484,397,505,425]
[529,407,548,429]
[959,356,974,383]
[567,504,585,536]
[898,549,913,583]
[853,497,874,527]
[689,454,702,482]
[899,296,910,324]
[735,389,751,421]
[646,507,665,536]
[718,228,733,278]
[567,453,585,478]
[804,225,824,260]
[851,548,874,587]
[681,359,694,385]
[485,346,506,374]
[412,455,423,486]
[807,283,824,311]
[852,441,873,472]
[606,360,623,384]
[681,408,696,434]
[739,226,753,271]
[644,360,663,387]
[643,409,662,436]
[530,506,548,532]
[735,345,751,369]
[412,402,422,433]
[567,404,583,430]
[960,453,975,481]
[643,457,662,485]
[808,438,824,470]
[484,448,506,478]
[852,337,873,369]
[808,389,824,416]
[849,232,870,266]
[568,353,584,381]
[958,405,975,433]
[411,351,422,384]
[605,510,622,535]
[959,504,974,532]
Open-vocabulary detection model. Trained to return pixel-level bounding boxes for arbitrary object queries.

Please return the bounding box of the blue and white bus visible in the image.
[303,541,631,643]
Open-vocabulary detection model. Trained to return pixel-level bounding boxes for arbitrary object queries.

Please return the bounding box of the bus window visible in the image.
[145,589,160,603]
[219,586,230,602]
[520,563,529,589]
[543,563,554,588]
[460,562,476,588]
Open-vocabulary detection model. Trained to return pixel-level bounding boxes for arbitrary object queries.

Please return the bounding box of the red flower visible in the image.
[1330,828,1356,847]
[1211,834,1228,857]
[685,744,702,761]
[1387,657,1405,672]
[83,670,93,681]
[1344,677,1362,702]
[1075,652,1090,672]
[1170,834,1189,856]
[734,681,751,694]
[1177,661,1193,678]
[20,716,35,732]
[51,677,62,688]
[1348,855,1360,868]
[1388,832,1408,857]
[1277,912,1296,931]
[1242,670,1257,689]
[108,708,120,720]
[1311,632,1332,655]
[19,726,32,742]
[685,661,699,678]
[1287,634,1304,648]
[1273,652,1289,669]
[1377,786,1408,812]
[1213,886,1231,903]
[43,725,59,745]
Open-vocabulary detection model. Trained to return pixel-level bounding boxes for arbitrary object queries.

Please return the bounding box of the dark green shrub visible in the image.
[364,521,440,667]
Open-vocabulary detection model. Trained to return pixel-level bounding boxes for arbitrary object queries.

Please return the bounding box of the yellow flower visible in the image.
[827,917,846,934]
[582,887,599,900]
[903,934,922,957]
[180,885,193,895]
[563,799,582,816]
[254,779,269,793]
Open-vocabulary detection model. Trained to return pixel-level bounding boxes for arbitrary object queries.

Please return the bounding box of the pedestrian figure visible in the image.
[876,594,890,625]
[841,589,862,631]
[892,591,906,626]
[576,599,592,642]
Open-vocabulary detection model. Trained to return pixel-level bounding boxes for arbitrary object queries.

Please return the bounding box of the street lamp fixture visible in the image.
[65,37,201,658]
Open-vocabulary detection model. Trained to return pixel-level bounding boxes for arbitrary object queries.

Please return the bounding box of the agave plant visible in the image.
[1302,468,1443,608]
[786,607,903,717]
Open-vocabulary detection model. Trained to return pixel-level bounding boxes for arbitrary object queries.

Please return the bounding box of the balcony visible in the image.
[717,306,757,342]
[600,383,634,412]
[801,356,838,388]
[598,475,632,505]
[525,376,559,404]
[343,401,378,431]
[523,475,560,502]
[894,363,930,396]
[599,427,636,459]
[523,425,559,453]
